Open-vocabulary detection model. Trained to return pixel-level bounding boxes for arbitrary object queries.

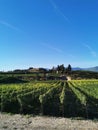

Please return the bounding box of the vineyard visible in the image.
[0,80,98,119]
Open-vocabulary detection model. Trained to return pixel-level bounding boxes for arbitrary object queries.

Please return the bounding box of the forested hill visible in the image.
[0,70,98,81]
[71,70,98,79]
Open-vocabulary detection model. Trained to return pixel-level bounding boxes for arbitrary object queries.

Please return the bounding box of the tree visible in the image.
[57,64,65,74]
[60,64,65,74]
[57,65,60,72]
[66,64,72,74]
[51,66,56,73]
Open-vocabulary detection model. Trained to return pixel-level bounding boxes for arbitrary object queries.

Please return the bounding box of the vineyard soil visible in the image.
[0,113,98,130]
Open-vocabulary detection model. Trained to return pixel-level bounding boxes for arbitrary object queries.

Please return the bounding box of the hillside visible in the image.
[73,66,98,72]
[71,70,98,79]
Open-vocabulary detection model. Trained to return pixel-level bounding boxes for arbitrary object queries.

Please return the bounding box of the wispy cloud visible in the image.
[83,43,97,57]
[41,43,63,53]
[68,54,77,59]
[49,0,69,22]
[0,20,21,32]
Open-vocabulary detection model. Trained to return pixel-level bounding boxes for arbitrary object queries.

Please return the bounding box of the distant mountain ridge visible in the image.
[72,67,83,71]
[72,66,98,72]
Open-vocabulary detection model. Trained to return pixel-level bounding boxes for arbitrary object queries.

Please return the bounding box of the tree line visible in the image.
[49,64,72,75]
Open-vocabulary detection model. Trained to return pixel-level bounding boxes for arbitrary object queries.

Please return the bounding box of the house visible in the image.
[66,76,71,81]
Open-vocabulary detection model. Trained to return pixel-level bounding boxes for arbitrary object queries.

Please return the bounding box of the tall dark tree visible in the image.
[57,65,61,72]
[57,64,65,74]
[60,64,65,74]
[51,66,56,73]
[66,64,72,74]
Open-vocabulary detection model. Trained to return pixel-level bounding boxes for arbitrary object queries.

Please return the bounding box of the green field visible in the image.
[0,80,98,119]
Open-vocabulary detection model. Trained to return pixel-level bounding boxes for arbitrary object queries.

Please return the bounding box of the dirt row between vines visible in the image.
[0,113,98,130]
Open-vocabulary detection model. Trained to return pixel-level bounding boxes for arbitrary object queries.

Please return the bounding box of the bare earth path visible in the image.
[0,113,98,130]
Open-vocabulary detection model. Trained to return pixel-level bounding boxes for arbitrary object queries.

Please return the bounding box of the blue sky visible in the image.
[0,0,98,71]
